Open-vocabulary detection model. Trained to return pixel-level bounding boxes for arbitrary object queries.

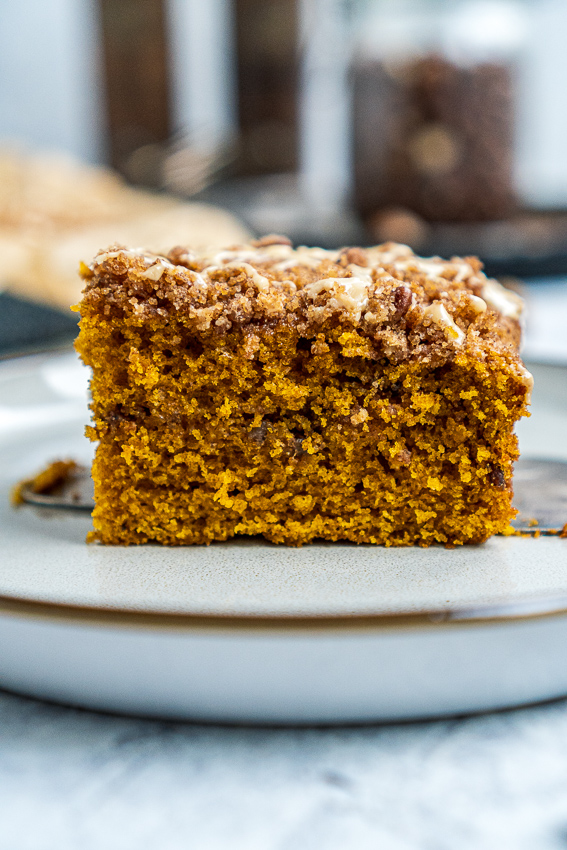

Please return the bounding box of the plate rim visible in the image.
[4,588,567,632]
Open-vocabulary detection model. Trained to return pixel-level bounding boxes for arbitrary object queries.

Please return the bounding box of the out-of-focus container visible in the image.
[352,0,530,224]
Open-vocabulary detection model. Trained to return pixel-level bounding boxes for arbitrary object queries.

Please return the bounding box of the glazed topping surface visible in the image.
[81,237,526,367]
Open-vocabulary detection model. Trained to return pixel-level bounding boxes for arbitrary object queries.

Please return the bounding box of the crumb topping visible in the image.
[80,238,527,369]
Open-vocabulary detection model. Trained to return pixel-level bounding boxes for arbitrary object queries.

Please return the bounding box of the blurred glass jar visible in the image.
[352,0,530,224]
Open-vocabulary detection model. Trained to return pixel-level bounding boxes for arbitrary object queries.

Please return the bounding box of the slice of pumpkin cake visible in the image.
[75,237,532,546]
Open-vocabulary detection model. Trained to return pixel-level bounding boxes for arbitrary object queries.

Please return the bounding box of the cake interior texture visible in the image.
[75,238,532,546]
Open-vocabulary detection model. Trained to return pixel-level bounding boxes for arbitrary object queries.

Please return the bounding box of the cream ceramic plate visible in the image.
[1,350,567,724]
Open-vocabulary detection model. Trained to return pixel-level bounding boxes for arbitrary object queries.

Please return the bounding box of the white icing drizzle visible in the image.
[221,261,271,291]
[200,244,338,272]
[203,259,272,291]
[346,263,373,283]
[518,364,534,405]
[89,246,523,356]
[303,276,370,320]
[453,262,474,282]
[202,248,256,266]
[388,256,475,283]
[395,258,448,278]
[481,279,524,320]
[273,245,339,271]
[189,271,207,288]
[424,301,465,344]
[94,247,154,266]
[93,244,478,296]
[366,243,413,264]
[93,249,122,263]
[141,259,173,281]
[363,247,475,284]
[468,294,487,314]
[93,248,178,278]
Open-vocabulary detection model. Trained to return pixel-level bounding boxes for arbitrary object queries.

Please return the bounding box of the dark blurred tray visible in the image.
[199,176,567,277]
[0,293,78,358]
[361,208,567,277]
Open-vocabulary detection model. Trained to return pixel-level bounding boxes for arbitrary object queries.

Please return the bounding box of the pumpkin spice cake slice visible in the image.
[75,237,532,546]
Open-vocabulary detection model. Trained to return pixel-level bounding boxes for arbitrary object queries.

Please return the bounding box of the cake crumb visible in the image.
[75,238,531,547]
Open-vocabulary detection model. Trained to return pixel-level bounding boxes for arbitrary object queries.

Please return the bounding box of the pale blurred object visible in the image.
[161,134,236,196]
[0,0,102,164]
[352,0,529,223]
[167,0,237,164]
[0,149,251,311]
[367,207,429,251]
[523,278,567,364]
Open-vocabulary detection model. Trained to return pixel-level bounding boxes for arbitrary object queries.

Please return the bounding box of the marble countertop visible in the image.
[3,690,567,850]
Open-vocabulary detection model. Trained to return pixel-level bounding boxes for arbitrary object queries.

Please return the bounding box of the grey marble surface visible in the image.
[3,691,567,850]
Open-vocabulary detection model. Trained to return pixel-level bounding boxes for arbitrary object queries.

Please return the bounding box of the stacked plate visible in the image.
[1,350,567,723]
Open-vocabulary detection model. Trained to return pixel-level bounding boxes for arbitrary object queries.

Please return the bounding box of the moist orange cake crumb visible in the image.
[75,237,532,546]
